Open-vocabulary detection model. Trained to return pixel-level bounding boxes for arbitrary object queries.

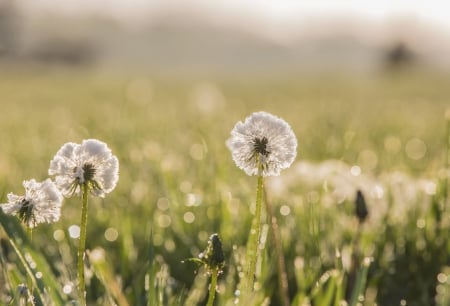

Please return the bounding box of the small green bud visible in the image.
[355,190,369,223]
[199,233,225,273]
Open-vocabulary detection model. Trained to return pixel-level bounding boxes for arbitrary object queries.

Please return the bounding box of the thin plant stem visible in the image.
[78,183,89,305]
[206,268,219,306]
[263,186,290,306]
[244,172,264,293]
[26,227,34,306]
[444,117,450,205]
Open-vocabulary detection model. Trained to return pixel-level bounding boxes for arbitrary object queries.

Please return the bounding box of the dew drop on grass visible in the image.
[280,205,291,216]
[179,181,192,193]
[68,225,80,239]
[35,272,42,279]
[157,214,172,228]
[350,165,361,176]
[405,138,427,160]
[63,284,73,294]
[104,227,119,242]
[164,239,175,252]
[437,273,447,283]
[53,229,65,241]
[157,197,170,211]
[183,211,195,223]
[416,219,426,229]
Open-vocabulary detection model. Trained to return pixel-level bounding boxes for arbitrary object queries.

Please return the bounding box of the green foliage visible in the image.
[0,68,449,305]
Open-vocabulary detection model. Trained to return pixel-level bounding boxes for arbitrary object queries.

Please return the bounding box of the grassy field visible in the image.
[0,66,449,305]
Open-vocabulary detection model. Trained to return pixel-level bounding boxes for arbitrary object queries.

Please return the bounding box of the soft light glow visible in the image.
[104,227,119,242]
[183,211,195,223]
[68,225,80,239]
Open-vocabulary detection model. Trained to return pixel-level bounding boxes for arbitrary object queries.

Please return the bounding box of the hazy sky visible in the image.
[18,0,450,46]
[21,0,450,27]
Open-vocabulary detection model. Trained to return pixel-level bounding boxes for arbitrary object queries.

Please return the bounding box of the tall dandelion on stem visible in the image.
[226,111,297,293]
[49,139,119,305]
[1,178,63,305]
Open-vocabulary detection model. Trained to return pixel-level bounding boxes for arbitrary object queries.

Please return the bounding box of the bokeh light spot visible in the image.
[63,284,73,295]
[68,225,80,239]
[157,214,172,228]
[53,229,65,241]
[350,165,361,176]
[358,149,378,171]
[437,273,447,283]
[179,180,192,193]
[164,239,176,252]
[183,211,195,223]
[104,227,119,242]
[405,138,426,160]
[190,143,205,160]
[280,205,291,216]
[157,197,170,211]
[416,219,426,229]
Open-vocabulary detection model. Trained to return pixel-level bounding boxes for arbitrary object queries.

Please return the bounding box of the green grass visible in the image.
[0,66,449,305]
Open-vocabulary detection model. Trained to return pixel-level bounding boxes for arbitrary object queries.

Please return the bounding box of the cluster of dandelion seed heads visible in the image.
[49,139,119,198]
[0,179,63,228]
[226,111,297,177]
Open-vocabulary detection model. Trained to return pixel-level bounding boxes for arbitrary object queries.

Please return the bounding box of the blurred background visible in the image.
[2,0,450,75]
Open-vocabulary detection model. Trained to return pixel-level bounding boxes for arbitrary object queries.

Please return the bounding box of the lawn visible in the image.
[0,66,449,305]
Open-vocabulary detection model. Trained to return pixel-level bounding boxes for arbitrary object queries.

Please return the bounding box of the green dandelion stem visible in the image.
[244,172,264,292]
[78,183,89,305]
[444,116,450,203]
[263,186,290,306]
[26,227,33,306]
[206,268,219,306]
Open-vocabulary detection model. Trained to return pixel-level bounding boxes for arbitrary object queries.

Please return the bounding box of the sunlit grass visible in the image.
[0,67,449,305]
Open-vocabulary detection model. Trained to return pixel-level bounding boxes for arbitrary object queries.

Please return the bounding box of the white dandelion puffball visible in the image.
[0,179,63,228]
[226,111,297,176]
[49,139,119,197]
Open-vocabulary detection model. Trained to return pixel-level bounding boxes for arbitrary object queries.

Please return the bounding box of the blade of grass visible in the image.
[0,210,65,304]
[349,258,371,306]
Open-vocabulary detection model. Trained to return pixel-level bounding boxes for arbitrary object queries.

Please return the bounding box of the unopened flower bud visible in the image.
[199,233,225,273]
[355,190,369,223]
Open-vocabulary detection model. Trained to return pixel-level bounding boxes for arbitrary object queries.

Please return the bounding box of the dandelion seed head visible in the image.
[0,179,63,228]
[226,111,297,177]
[49,139,119,198]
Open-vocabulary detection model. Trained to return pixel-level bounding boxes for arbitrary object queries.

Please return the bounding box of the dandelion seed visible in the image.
[1,179,63,228]
[226,111,297,176]
[48,139,119,198]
